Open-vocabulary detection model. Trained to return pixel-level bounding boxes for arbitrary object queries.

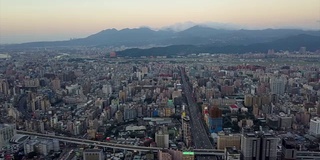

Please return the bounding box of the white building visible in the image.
[0,124,16,149]
[270,77,286,95]
[310,117,320,136]
[155,129,169,148]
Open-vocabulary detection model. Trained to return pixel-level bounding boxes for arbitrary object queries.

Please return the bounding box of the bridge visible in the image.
[17,130,224,156]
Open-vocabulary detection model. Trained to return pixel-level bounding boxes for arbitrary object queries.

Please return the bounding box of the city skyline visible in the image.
[0,0,319,44]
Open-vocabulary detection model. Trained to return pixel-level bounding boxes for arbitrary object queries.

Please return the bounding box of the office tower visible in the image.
[241,132,278,160]
[241,133,261,160]
[309,117,320,136]
[270,77,286,95]
[208,106,223,133]
[123,106,137,121]
[182,116,191,147]
[155,127,169,148]
[281,138,297,160]
[261,133,278,160]
[83,149,105,160]
[0,124,16,149]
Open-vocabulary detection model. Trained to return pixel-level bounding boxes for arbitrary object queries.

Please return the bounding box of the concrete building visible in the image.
[158,150,172,160]
[244,94,253,107]
[0,124,16,149]
[309,117,320,137]
[217,133,241,150]
[240,132,278,160]
[270,77,286,95]
[83,149,105,160]
[260,133,278,160]
[281,138,298,160]
[182,116,191,147]
[209,107,223,133]
[241,133,261,160]
[225,147,241,160]
[155,128,169,148]
[124,106,137,121]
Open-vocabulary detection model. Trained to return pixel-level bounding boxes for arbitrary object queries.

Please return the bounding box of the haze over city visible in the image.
[0,0,319,44]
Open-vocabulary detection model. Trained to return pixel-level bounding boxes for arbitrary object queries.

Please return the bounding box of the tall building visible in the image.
[155,127,169,148]
[115,110,123,123]
[241,132,278,160]
[309,117,320,137]
[0,79,9,95]
[270,77,286,95]
[51,77,61,90]
[83,149,105,160]
[0,124,16,149]
[241,133,261,160]
[123,106,137,121]
[182,116,191,147]
[281,138,298,160]
[244,94,253,107]
[260,133,278,160]
[208,107,223,133]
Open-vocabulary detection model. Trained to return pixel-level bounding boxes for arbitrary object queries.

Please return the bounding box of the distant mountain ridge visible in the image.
[117,34,320,57]
[2,26,320,50]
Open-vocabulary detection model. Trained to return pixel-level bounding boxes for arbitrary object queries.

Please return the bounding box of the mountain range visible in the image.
[1,26,320,55]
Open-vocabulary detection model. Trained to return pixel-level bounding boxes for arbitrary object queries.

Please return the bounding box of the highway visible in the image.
[17,130,224,156]
[180,67,215,160]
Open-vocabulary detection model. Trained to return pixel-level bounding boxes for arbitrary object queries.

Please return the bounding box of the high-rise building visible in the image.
[115,110,123,123]
[124,106,137,121]
[182,116,191,147]
[244,94,253,107]
[83,149,105,160]
[241,133,261,160]
[208,107,223,133]
[281,138,298,160]
[0,79,9,95]
[260,133,278,160]
[0,124,16,149]
[241,132,278,160]
[51,77,60,90]
[270,77,286,95]
[155,127,169,148]
[309,117,320,137]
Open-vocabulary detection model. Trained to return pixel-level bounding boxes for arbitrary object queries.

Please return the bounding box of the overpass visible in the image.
[17,130,224,156]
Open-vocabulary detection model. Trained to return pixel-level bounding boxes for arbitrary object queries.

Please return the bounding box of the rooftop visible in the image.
[226,147,240,154]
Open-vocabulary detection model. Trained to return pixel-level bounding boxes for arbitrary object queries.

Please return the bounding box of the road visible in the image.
[180,67,215,160]
[16,130,224,157]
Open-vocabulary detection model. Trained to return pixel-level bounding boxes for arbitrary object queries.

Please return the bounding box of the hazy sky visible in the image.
[1,0,319,43]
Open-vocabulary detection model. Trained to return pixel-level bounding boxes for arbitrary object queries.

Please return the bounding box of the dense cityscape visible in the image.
[0,48,319,160]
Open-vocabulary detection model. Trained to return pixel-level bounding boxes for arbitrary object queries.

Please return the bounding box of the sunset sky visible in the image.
[1,0,319,43]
